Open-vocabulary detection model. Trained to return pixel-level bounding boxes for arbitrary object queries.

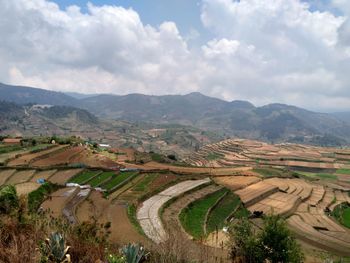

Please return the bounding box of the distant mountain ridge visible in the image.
[1,82,350,146]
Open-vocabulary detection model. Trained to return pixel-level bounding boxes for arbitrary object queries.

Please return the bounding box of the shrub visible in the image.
[0,185,19,214]
[228,215,304,263]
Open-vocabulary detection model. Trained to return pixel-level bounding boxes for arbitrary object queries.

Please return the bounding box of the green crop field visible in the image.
[69,170,99,185]
[206,191,241,233]
[336,169,350,175]
[87,171,115,187]
[102,171,137,191]
[132,174,158,192]
[179,188,226,239]
[332,203,350,229]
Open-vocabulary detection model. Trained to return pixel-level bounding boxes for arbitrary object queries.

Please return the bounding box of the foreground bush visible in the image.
[228,215,304,263]
[0,185,19,214]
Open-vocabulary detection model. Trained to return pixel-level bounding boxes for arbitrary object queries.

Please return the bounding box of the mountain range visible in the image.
[1,82,350,146]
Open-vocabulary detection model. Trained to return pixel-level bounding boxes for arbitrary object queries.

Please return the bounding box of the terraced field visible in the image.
[0,144,52,165]
[137,178,211,243]
[31,146,85,167]
[179,188,226,239]
[101,171,138,192]
[7,145,66,166]
[186,139,350,176]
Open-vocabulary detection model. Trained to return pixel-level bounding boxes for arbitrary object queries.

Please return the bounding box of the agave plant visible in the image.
[44,232,71,263]
[121,243,147,263]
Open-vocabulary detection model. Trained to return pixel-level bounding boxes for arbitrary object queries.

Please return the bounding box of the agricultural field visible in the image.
[31,146,85,167]
[2,139,350,261]
[0,144,52,165]
[6,145,65,166]
[179,188,227,239]
[68,170,100,185]
[101,171,138,192]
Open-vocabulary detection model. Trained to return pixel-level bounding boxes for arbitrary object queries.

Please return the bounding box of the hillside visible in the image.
[1,83,350,146]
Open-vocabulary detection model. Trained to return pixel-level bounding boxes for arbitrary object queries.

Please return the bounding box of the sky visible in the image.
[1,0,350,112]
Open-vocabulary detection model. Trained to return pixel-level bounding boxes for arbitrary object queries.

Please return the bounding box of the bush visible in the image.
[228,215,304,263]
[0,185,19,214]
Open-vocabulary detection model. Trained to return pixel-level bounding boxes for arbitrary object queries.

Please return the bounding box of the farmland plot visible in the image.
[6,170,36,184]
[101,171,138,192]
[137,178,211,243]
[31,146,84,167]
[41,187,79,217]
[68,170,100,185]
[235,181,278,207]
[15,182,40,196]
[0,169,16,186]
[48,169,83,185]
[213,175,261,191]
[7,145,65,166]
[30,169,57,182]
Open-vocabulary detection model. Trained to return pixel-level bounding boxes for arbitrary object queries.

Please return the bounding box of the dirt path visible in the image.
[62,188,90,224]
[137,178,211,244]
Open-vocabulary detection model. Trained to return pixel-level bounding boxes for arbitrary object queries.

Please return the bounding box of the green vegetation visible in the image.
[0,144,23,154]
[179,188,227,239]
[69,170,99,185]
[28,182,60,213]
[87,171,115,187]
[0,185,19,214]
[132,174,158,192]
[298,171,338,180]
[228,215,304,263]
[127,204,145,236]
[332,203,350,229]
[336,169,350,175]
[206,152,224,161]
[102,172,138,191]
[206,191,241,233]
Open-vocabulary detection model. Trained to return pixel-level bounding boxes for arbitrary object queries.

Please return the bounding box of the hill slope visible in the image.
[0,83,350,145]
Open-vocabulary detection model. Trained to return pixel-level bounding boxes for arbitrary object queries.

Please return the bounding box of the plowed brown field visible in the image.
[31,146,84,167]
[7,145,66,166]
[48,169,83,185]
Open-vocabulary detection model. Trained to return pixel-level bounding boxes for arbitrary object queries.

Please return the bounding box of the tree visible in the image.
[228,215,304,263]
[228,217,261,262]
[0,185,19,214]
[259,215,304,263]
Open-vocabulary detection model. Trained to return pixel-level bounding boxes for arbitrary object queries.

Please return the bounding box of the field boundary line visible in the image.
[203,189,227,235]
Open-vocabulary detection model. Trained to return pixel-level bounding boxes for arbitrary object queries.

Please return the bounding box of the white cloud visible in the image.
[0,0,350,111]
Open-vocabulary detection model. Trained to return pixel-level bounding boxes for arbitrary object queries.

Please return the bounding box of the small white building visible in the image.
[98,143,111,149]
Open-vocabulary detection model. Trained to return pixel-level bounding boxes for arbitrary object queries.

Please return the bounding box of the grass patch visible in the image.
[27,182,61,213]
[87,171,115,187]
[336,169,350,175]
[206,191,241,233]
[127,203,145,235]
[132,174,158,192]
[179,188,227,239]
[206,152,224,161]
[332,203,350,229]
[0,145,23,154]
[68,170,99,185]
[102,171,137,191]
